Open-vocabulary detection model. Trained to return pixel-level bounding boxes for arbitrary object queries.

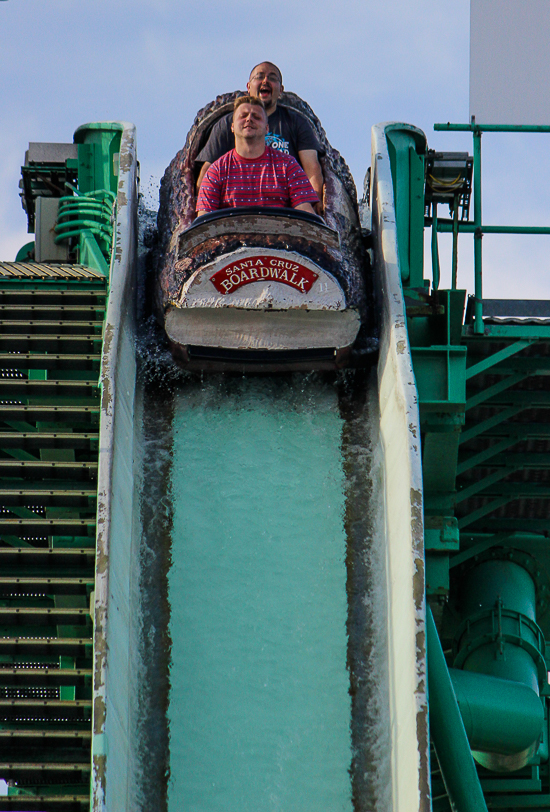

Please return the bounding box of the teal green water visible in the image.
[168,378,353,811]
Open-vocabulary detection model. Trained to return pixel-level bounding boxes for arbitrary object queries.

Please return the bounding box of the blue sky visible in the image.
[1,0,549,298]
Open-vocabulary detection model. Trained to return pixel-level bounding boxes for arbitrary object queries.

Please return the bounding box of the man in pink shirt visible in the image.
[196,96,319,217]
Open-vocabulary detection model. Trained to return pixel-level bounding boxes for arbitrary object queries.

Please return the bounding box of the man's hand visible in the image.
[298,149,324,214]
[312,186,325,216]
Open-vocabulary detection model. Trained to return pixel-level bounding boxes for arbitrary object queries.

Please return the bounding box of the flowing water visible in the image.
[169,376,352,810]
[134,362,390,811]
[134,206,390,812]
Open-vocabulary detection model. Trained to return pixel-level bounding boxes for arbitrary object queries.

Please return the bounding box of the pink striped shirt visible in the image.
[197,146,319,212]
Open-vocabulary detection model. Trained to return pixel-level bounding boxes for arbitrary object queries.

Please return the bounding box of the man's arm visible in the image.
[295,202,316,215]
[196,162,212,193]
[285,156,321,214]
[298,149,324,214]
[195,114,234,192]
[195,162,222,217]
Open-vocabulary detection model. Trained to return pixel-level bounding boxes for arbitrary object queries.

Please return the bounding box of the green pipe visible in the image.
[427,607,489,812]
[58,203,113,218]
[58,193,114,205]
[58,190,116,204]
[454,560,546,694]
[55,216,112,231]
[450,668,544,756]
[460,559,536,620]
[55,220,112,238]
[453,556,547,771]
[58,196,113,209]
[57,217,112,232]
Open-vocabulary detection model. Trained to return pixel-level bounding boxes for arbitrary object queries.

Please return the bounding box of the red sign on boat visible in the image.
[210,255,318,295]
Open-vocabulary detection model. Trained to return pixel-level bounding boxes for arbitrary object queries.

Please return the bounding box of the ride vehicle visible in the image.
[155,92,371,372]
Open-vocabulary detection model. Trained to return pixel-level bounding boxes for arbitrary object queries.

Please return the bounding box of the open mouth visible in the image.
[259,86,272,97]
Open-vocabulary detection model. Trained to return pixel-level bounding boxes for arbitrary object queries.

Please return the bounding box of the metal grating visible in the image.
[0,264,105,280]
[0,276,106,809]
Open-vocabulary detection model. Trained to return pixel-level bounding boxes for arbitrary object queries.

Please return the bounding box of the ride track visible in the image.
[0,111,548,812]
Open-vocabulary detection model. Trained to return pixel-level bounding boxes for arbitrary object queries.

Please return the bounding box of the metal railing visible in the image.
[432,122,550,334]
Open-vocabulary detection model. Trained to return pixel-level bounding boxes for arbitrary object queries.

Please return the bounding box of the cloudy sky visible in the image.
[1,0,549,298]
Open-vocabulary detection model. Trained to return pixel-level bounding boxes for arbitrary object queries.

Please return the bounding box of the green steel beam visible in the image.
[435,123,550,133]
[466,373,529,410]
[461,532,549,544]
[464,519,550,533]
[431,203,440,289]
[457,436,523,474]
[427,607,489,812]
[73,122,122,197]
[477,391,550,407]
[465,340,534,380]
[437,221,550,235]
[483,361,550,376]
[454,469,520,503]
[480,775,542,793]
[465,324,550,340]
[484,796,550,808]
[457,496,513,529]
[473,129,483,334]
[78,230,110,278]
[462,482,550,498]
[460,406,522,443]
[474,452,550,468]
[470,424,550,439]
[449,534,519,569]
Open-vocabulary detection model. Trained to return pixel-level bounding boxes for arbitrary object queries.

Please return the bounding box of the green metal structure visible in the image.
[386,121,550,810]
[0,124,122,811]
[4,110,550,811]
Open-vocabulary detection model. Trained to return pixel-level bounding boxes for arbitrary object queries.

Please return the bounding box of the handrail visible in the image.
[431,122,550,333]
[435,123,550,133]
[189,205,326,230]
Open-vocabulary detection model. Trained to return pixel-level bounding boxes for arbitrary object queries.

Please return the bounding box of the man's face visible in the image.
[247,63,283,109]
[231,103,268,140]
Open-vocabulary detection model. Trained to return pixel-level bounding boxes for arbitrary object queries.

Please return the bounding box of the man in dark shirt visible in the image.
[196,62,324,211]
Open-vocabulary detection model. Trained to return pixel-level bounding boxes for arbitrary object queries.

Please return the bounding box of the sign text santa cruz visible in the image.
[210,255,318,295]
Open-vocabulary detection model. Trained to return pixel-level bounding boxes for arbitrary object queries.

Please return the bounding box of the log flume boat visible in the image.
[155,91,373,372]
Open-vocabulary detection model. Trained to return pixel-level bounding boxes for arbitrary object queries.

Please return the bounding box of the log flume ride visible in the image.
[9,98,548,812]
[155,91,374,372]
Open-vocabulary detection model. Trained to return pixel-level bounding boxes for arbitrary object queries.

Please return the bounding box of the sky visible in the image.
[1,0,550,299]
